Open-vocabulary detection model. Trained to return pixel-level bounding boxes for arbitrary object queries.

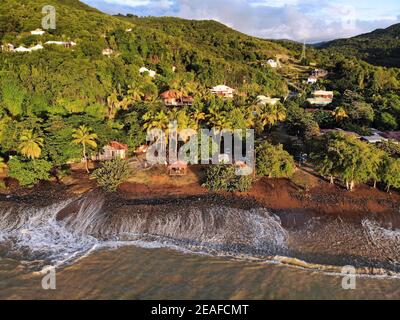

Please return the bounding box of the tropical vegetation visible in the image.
[0,0,399,194]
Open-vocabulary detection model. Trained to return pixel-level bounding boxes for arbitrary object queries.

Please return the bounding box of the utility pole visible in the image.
[300,39,306,61]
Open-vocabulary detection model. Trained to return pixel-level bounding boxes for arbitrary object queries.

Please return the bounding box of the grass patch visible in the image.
[291,168,320,190]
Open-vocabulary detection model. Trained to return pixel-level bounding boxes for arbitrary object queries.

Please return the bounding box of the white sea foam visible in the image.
[0,194,288,267]
[362,219,400,267]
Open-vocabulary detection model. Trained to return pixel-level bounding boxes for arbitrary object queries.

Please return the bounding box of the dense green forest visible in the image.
[319,24,400,68]
[0,0,400,192]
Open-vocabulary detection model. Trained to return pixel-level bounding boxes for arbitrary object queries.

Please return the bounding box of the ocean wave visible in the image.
[0,194,288,268]
[0,193,399,279]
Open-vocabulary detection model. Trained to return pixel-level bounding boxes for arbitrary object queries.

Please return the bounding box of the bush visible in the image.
[381,157,400,192]
[91,158,131,192]
[377,112,398,130]
[256,142,296,178]
[8,157,52,187]
[203,164,253,192]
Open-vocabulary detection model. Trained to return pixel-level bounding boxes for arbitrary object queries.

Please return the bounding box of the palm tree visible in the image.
[182,81,199,96]
[72,126,98,173]
[332,106,349,123]
[106,89,123,120]
[127,84,144,103]
[168,108,197,142]
[18,129,44,161]
[244,108,256,128]
[143,110,172,148]
[143,110,170,132]
[141,83,158,101]
[197,87,214,101]
[207,107,232,132]
[254,102,286,133]
[190,103,206,129]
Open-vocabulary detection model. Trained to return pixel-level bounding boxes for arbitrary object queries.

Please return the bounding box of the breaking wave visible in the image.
[362,219,400,270]
[0,192,399,277]
[0,193,288,268]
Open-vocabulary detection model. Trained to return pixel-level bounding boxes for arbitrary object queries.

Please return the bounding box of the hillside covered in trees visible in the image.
[0,0,290,185]
[0,0,289,111]
[0,0,400,193]
[319,24,400,68]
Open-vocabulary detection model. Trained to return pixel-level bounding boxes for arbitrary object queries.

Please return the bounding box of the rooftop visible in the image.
[160,89,184,99]
[313,90,333,95]
[168,160,188,169]
[211,85,235,92]
[108,141,129,151]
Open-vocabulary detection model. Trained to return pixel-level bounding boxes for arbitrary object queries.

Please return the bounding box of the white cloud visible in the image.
[101,0,174,10]
[86,0,400,42]
[165,0,399,42]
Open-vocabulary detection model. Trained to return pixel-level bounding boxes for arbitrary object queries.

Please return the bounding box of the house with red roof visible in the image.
[96,141,129,161]
[160,89,193,107]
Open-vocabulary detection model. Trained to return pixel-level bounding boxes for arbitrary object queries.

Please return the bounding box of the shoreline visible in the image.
[1,167,399,219]
[1,169,400,277]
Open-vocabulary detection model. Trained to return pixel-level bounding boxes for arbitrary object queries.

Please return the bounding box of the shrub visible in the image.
[381,157,400,192]
[256,142,296,178]
[91,158,131,192]
[8,157,52,187]
[378,112,398,130]
[203,164,253,192]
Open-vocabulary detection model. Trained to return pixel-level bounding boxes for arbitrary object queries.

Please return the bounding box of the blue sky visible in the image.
[82,0,400,42]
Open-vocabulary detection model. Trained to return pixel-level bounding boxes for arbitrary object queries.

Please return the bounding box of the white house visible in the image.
[267,59,278,68]
[139,67,156,78]
[313,90,333,99]
[45,41,76,48]
[307,76,318,84]
[1,43,14,52]
[45,41,63,45]
[211,85,236,98]
[92,141,129,161]
[307,90,334,106]
[102,48,114,56]
[31,28,45,36]
[14,46,31,53]
[257,95,280,106]
[30,44,44,51]
[14,44,44,53]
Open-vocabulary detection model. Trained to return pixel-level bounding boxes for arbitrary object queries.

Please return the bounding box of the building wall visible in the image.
[98,147,126,161]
